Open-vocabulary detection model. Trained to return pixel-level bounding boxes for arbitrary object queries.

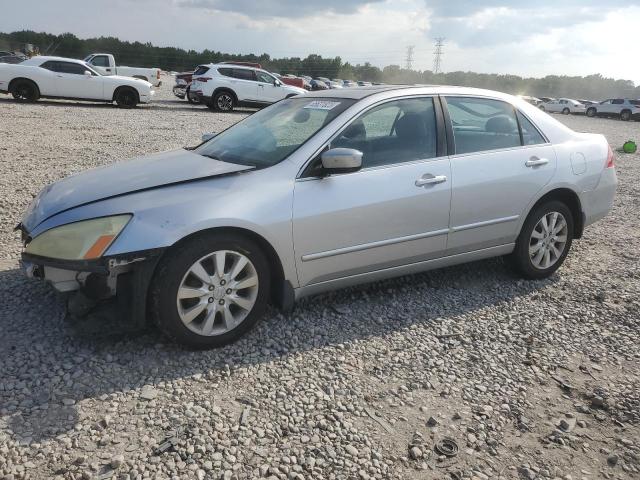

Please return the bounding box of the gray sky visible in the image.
[1,0,639,83]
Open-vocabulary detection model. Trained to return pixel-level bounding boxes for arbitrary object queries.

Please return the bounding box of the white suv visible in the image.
[191,64,306,111]
[586,98,640,121]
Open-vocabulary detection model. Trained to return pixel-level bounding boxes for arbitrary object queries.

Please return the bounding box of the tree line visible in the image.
[1,30,638,100]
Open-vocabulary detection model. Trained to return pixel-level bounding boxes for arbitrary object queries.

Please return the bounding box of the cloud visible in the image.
[423,0,640,17]
[177,0,385,18]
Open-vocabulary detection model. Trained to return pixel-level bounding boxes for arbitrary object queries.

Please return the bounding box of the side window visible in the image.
[217,67,233,77]
[331,97,437,168]
[40,61,59,72]
[446,97,520,154]
[233,69,256,81]
[612,99,624,105]
[256,71,275,84]
[517,111,546,146]
[90,55,109,67]
[601,100,611,105]
[57,62,88,75]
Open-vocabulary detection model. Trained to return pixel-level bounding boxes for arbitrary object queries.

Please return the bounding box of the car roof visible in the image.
[22,56,87,65]
[303,84,527,101]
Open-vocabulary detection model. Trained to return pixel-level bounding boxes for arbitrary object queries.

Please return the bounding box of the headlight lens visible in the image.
[25,215,131,260]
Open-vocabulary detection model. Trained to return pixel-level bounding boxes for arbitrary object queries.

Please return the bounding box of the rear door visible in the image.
[293,96,451,287]
[444,96,556,254]
[230,68,258,102]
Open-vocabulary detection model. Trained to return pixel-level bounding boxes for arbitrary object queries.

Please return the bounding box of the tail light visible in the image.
[606,144,615,168]
[194,77,211,82]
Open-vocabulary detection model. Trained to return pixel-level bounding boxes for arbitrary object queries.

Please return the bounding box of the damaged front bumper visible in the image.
[21,249,165,329]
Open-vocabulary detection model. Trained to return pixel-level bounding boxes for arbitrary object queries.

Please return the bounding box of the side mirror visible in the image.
[321,148,363,175]
[274,79,282,87]
[84,70,92,77]
[201,132,217,142]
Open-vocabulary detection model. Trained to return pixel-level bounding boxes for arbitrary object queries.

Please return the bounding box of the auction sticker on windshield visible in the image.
[304,100,341,110]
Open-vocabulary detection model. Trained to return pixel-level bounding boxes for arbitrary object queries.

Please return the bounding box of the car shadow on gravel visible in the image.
[0,258,556,442]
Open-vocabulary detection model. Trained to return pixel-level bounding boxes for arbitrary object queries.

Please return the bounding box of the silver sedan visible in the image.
[19,86,617,347]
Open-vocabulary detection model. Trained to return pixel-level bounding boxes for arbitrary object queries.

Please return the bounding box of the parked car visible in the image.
[273,73,309,90]
[172,71,199,104]
[577,99,598,106]
[0,55,154,107]
[539,98,586,115]
[310,79,329,91]
[18,85,617,347]
[327,81,343,89]
[586,98,640,121]
[190,63,306,111]
[83,53,162,87]
[314,77,331,88]
[357,81,372,87]
[538,97,555,104]
[342,80,357,88]
[0,51,26,64]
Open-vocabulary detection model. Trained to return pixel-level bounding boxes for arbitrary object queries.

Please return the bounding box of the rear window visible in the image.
[193,65,210,76]
[232,68,256,81]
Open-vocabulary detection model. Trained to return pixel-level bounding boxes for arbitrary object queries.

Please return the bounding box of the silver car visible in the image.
[19,86,617,348]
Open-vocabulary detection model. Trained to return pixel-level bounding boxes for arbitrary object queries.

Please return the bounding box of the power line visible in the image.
[433,37,445,74]
[405,45,415,71]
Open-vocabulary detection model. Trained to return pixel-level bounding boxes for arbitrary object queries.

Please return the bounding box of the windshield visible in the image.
[194,97,355,168]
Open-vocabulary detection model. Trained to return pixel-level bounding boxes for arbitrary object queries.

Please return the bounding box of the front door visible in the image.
[255,71,283,103]
[444,96,556,254]
[293,96,451,287]
[52,61,104,99]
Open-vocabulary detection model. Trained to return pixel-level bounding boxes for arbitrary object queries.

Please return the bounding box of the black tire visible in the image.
[213,90,235,111]
[620,110,631,121]
[539,105,546,111]
[10,79,39,102]
[149,232,271,348]
[115,87,138,108]
[586,107,596,117]
[510,201,574,280]
[562,107,570,115]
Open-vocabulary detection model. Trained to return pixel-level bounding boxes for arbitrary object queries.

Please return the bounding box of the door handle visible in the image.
[525,157,549,167]
[105,68,111,72]
[415,174,447,187]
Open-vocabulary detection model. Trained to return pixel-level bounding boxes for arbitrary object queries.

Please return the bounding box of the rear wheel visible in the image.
[586,107,596,117]
[115,88,138,108]
[620,110,631,121]
[11,79,39,102]
[562,107,570,115]
[510,201,573,279]
[150,233,270,348]
[213,91,235,111]
[539,105,546,111]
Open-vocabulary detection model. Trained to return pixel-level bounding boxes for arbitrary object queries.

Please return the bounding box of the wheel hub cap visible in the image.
[529,211,568,270]
[176,250,259,336]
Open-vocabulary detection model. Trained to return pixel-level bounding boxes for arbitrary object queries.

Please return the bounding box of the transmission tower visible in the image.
[433,37,445,74]
[405,45,415,70]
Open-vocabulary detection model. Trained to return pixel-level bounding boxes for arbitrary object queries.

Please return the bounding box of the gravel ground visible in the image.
[1,77,639,480]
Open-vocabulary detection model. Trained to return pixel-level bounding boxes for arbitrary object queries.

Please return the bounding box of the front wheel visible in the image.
[562,107,570,115]
[586,107,596,117]
[510,201,574,279]
[115,88,138,108]
[149,233,270,348]
[620,110,631,121]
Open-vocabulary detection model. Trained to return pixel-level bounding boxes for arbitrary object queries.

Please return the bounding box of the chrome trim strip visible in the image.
[301,228,449,262]
[295,243,515,300]
[451,215,519,233]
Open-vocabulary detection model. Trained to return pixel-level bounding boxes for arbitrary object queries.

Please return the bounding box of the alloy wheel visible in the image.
[217,94,233,111]
[176,250,259,336]
[529,211,568,270]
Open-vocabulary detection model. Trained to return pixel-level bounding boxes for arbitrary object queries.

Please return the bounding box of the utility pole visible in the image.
[433,37,445,74]
[405,45,415,70]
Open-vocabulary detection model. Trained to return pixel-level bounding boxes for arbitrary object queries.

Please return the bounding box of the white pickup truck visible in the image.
[84,53,162,87]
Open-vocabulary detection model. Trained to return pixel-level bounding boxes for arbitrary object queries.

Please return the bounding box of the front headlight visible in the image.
[25,215,131,260]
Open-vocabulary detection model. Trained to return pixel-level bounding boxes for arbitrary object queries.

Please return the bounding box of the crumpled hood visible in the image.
[22,149,252,231]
